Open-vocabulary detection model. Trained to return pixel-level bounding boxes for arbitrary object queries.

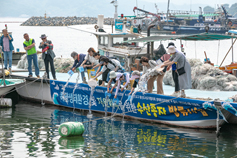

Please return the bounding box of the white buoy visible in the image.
[0,98,12,108]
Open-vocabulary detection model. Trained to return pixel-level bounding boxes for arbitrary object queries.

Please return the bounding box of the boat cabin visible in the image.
[68,16,148,71]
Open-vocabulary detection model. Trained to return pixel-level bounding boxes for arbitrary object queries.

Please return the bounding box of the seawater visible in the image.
[0,102,237,157]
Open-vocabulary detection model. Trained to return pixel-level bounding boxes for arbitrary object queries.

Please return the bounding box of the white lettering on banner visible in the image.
[83,95,89,105]
[91,97,97,106]
[123,100,137,113]
[77,94,82,104]
[95,89,104,93]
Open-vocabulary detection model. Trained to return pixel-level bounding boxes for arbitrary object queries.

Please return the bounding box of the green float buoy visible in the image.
[58,136,84,149]
[58,122,85,137]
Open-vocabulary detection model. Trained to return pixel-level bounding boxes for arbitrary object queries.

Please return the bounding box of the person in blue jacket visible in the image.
[0,29,14,71]
[70,51,86,83]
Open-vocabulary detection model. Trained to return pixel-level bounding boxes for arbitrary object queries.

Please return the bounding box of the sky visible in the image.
[0,0,236,18]
[142,0,236,6]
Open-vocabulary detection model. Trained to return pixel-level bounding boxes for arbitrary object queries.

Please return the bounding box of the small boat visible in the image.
[0,79,25,96]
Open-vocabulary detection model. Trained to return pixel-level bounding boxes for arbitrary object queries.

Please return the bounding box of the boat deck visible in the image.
[10,70,237,101]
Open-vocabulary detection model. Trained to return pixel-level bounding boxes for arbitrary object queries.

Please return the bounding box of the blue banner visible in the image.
[50,80,222,124]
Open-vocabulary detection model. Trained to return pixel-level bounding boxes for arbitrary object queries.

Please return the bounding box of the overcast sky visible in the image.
[142,0,236,6]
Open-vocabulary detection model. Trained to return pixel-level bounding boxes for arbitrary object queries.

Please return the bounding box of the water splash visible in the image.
[87,79,98,118]
[130,65,163,102]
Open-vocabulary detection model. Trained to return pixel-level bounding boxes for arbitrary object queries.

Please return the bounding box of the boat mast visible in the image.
[113,0,118,20]
[166,0,170,24]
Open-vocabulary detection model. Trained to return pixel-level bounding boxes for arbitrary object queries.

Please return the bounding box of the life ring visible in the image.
[134,20,137,24]
[228,21,232,26]
[94,25,99,29]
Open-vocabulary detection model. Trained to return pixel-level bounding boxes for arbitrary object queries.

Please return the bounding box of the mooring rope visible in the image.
[3,78,39,96]
[33,95,180,134]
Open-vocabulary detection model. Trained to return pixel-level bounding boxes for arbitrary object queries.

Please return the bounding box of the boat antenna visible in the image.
[166,0,170,24]
[111,0,118,20]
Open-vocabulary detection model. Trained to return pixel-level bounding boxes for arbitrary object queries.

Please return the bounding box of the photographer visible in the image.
[39,34,56,80]
[0,29,14,72]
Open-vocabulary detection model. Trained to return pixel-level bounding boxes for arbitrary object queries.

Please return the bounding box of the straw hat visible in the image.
[167,46,176,54]
[109,71,116,79]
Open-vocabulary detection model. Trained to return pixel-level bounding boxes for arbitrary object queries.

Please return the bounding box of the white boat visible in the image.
[0,79,25,96]
[10,16,237,130]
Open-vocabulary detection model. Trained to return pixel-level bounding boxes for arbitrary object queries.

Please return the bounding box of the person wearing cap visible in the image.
[165,42,180,96]
[140,56,158,93]
[129,70,142,95]
[70,51,87,83]
[93,56,122,87]
[39,34,56,80]
[107,71,130,99]
[23,33,40,78]
[161,45,191,98]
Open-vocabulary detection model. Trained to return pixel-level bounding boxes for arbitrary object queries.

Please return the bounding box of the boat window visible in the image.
[113,37,124,46]
[112,37,136,47]
[99,36,108,46]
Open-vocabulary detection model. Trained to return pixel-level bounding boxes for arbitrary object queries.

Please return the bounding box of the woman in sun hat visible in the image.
[161,45,191,98]
[128,70,142,95]
[107,71,130,99]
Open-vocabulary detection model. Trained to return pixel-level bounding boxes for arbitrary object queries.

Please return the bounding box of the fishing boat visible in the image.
[0,79,25,96]
[11,15,237,130]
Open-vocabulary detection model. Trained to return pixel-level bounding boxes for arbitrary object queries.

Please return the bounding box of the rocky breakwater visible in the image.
[17,54,75,73]
[21,16,114,26]
[163,59,237,91]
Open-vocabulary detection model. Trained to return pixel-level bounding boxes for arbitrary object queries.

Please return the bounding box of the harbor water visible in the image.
[0,18,237,157]
[0,102,237,157]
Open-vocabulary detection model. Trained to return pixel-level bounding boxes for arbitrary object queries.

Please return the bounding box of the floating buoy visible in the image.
[58,136,84,149]
[171,31,176,34]
[0,98,12,108]
[58,122,84,137]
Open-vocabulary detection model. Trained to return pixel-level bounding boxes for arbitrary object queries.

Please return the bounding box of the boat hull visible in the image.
[0,79,25,96]
[163,25,229,34]
[14,78,237,129]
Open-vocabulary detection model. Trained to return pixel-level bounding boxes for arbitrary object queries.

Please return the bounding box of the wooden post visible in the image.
[0,46,6,87]
[220,38,237,67]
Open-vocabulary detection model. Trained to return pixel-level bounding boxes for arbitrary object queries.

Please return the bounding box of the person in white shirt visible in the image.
[107,71,130,99]
[79,47,99,82]
[93,56,122,86]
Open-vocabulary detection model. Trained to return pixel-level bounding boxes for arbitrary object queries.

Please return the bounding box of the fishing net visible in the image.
[163,58,237,91]
[17,54,45,70]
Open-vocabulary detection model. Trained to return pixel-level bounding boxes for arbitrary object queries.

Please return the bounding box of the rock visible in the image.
[21,16,114,26]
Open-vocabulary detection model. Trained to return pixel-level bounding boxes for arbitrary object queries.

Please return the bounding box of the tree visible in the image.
[228,3,237,16]
[203,6,215,13]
